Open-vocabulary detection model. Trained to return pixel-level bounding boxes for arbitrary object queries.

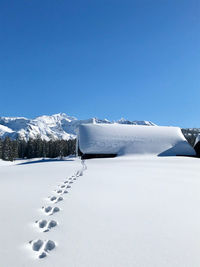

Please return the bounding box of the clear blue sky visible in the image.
[0,0,199,127]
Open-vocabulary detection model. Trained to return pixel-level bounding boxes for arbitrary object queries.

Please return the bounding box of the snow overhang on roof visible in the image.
[78,124,196,157]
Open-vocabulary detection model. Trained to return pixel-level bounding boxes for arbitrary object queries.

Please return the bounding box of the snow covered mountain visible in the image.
[0,113,156,141]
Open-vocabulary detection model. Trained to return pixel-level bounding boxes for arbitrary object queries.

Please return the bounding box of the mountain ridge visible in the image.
[0,113,156,141]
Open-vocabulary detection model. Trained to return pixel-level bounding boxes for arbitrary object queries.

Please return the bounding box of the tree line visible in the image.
[0,137,76,161]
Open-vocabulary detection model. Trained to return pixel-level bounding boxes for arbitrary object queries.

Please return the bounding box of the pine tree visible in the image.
[18,139,27,159]
[10,140,18,161]
[0,139,2,159]
[2,136,12,161]
[26,138,35,159]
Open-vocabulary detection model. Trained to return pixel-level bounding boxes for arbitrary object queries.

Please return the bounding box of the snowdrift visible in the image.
[78,124,196,157]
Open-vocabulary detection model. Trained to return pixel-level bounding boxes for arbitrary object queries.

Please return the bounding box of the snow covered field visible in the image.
[0,156,200,266]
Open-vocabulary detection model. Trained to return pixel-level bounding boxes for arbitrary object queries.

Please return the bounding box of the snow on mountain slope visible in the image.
[0,113,155,141]
[117,118,156,126]
[0,124,14,136]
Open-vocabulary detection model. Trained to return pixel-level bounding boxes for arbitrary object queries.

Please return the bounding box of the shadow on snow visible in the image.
[17,158,75,165]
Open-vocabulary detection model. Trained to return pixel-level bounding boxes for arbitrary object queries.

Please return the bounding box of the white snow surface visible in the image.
[78,124,195,156]
[0,113,156,141]
[0,156,200,266]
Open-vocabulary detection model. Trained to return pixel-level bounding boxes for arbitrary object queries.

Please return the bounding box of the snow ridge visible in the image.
[0,113,155,141]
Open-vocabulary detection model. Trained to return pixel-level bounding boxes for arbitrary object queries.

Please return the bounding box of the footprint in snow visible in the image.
[48,196,64,203]
[35,219,58,232]
[76,170,83,177]
[59,185,71,189]
[55,189,68,195]
[42,206,60,215]
[55,189,62,194]
[48,196,56,201]
[29,239,56,258]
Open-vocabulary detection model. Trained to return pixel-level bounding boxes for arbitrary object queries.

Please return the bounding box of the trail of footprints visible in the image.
[28,161,86,259]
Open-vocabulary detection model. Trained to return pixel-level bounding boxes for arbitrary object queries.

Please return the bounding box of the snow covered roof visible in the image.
[78,124,196,156]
